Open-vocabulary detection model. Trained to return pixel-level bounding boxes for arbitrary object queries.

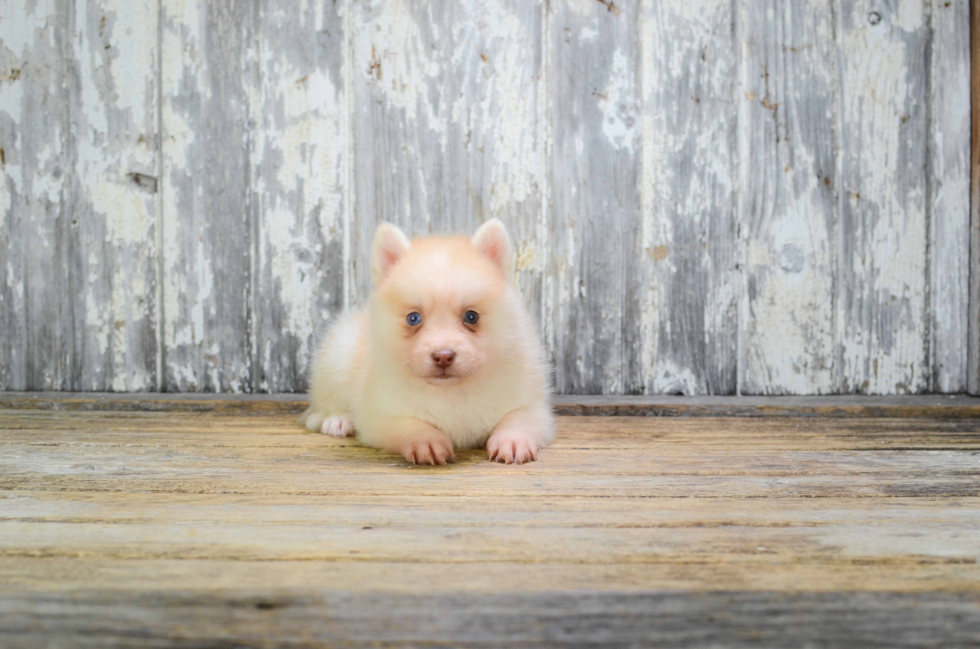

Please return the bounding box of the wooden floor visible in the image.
[2,395,980,647]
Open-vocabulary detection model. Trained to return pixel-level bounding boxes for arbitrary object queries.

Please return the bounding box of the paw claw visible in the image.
[320,416,354,437]
[487,432,539,465]
[402,436,454,466]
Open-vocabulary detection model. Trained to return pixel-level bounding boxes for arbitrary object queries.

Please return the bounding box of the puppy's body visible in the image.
[303,221,554,464]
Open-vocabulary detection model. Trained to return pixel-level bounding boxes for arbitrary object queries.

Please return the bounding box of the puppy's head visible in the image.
[369,219,515,386]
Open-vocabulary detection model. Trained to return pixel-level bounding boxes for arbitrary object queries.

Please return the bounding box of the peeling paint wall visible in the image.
[0,0,973,395]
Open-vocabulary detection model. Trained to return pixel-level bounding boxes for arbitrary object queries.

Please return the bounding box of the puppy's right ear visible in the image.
[372,222,411,284]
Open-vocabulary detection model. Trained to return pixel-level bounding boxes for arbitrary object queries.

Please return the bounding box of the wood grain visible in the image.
[1,589,978,647]
[3,555,978,596]
[738,0,837,394]
[4,410,980,449]
[160,0,253,392]
[0,0,974,396]
[550,0,641,394]
[640,0,738,396]
[838,0,930,394]
[1,407,979,645]
[971,0,980,396]
[0,1,72,390]
[929,0,971,392]
[69,0,160,391]
[250,0,348,393]
[4,391,980,418]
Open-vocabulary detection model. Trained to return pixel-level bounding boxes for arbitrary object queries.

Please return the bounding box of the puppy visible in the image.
[302,219,554,465]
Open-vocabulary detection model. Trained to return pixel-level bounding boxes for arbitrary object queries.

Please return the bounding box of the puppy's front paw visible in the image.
[320,416,354,437]
[487,431,539,465]
[401,435,455,466]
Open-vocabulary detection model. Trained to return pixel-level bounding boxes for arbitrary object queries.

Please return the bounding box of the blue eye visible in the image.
[463,310,479,325]
[406,312,422,326]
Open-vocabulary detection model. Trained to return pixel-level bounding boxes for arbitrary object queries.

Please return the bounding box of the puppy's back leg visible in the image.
[318,415,355,437]
[301,409,355,437]
[302,312,363,436]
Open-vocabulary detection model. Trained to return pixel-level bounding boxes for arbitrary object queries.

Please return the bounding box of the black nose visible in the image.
[432,350,456,368]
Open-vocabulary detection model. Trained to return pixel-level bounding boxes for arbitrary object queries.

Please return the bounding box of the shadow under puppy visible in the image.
[303,219,554,465]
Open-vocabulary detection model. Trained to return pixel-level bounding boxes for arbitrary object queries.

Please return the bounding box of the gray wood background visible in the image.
[0,0,974,395]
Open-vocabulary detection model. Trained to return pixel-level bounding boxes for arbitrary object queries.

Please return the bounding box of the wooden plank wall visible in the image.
[0,0,974,396]
[971,0,980,396]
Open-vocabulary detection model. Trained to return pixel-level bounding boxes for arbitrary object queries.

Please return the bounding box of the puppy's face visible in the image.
[370,221,514,386]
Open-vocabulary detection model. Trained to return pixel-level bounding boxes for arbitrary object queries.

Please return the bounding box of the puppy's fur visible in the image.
[303,220,554,465]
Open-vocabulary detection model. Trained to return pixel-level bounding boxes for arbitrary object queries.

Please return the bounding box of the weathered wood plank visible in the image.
[349,0,546,316]
[2,406,979,645]
[0,0,976,398]
[2,485,978,562]
[548,394,980,418]
[6,492,978,527]
[838,0,929,393]
[3,414,978,498]
[5,417,980,450]
[7,439,980,477]
[251,0,347,393]
[737,0,838,394]
[639,0,738,395]
[1,589,979,648]
[3,556,978,595]
[68,0,159,391]
[3,516,978,562]
[3,410,980,449]
[159,0,253,392]
[0,472,961,498]
[971,0,980,396]
[0,1,72,390]
[4,392,980,418]
[929,0,971,392]
[549,0,639,394]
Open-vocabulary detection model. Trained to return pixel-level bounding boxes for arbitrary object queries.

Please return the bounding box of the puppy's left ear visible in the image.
[471,219,513,276]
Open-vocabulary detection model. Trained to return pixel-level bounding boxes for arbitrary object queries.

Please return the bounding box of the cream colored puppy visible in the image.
[303,219,554,465]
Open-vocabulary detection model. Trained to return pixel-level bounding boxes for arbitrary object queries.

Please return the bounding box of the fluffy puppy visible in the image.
[303,219,554,465]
